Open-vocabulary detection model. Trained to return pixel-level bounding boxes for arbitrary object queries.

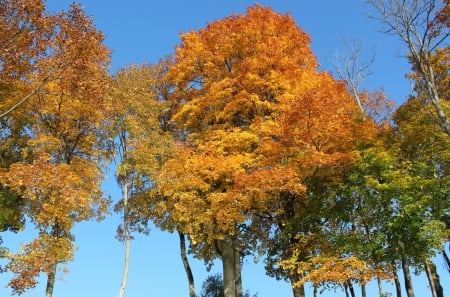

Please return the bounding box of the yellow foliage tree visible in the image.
[0,3,111,296]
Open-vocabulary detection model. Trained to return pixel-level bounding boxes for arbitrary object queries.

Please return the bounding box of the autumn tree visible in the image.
[107,60,174,297]
[148,5,376,297]
[0,3,111,296]
[391,97,449,297]
[0,0,58,251]
[367,0,450,135]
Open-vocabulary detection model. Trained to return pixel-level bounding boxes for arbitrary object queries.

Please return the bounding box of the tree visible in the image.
[0,3,111,296]
[0,0,57,251]
[152,5,320,297]
[151,5,376,297]
[367,0,450,135]
[392,97,449,297]
[108,61,174,297]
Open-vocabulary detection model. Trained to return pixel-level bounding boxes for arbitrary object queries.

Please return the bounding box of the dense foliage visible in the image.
[0,1,448,297]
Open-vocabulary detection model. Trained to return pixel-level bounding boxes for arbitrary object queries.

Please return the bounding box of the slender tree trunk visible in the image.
[443,247,450,273]
[233,237,242,297]
[347,281,356,297]
[376,276,384,297]
[119,180,131,297]
[313,284,318,297]
[344,283,350,297]
[392,267,402,297]
[45,263,57,297]
[361,283,366,297]
[398,241,415,297]
[221,236,236,297]
[179,232,196,297]
[425,260,443,297]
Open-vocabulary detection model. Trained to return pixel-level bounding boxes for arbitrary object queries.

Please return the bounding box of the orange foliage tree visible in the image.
[149,5,374,297]
[0,3,111,296]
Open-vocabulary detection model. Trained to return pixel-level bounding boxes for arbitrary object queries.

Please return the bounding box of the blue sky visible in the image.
[1,1,449,297]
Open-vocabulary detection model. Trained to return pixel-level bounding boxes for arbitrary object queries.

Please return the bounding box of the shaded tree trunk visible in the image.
[398,241,415,297]
[393,267,402,297]
[221,236,236,297]
[344,283,350,297]
[45,263,57,297]
[233,237,242,297]
[289,273,305,297]
[443,247,450,273]
[347,281,356,297]
[425,260,443,297]
[179,232,196,297]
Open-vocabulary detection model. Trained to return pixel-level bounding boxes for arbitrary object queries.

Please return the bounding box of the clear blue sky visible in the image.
[1,1,449,297]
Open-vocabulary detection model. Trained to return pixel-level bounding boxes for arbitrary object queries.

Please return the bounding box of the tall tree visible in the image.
[367,0,450,135]
[0,3,111,296]
[392,97,449,297]
[153,5,318,297]
[152,5,373,297]
[0,0,58,251]
[107,61,174,297]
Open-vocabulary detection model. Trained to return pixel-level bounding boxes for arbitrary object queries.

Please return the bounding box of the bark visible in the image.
[398,240,415,297]
[179,232,196,297]
[119,179,131,297]
[361,283,367,297]
[425,260,444,297]
[233,237,242,297]
[289,273,305,297]
[443,247,450,273]
[344,283,350,297]
[347,281,356,297]
[377,276,384,297]
[221,237,236,297]
[45,263,57,297]
[392,267,402,297]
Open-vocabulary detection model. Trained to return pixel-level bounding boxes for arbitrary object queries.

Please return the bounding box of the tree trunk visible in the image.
[361,283,366,297]
[443,247,450,273]
[119,179,131,297]
[233,237,242,297]
[45,263,57,297]
[344,283,350,297]
[376,276,384,297]
[221,236,236,297]
[392,267,402,297]
[289,273,305,297]
[179,232,196,297]
[347,281,356,297]
[425,260,443,297]
[398,240,415,297]
[291,284,305,297]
